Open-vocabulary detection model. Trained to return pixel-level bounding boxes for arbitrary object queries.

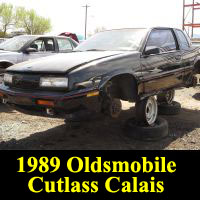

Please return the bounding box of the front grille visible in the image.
[9,74,40,90]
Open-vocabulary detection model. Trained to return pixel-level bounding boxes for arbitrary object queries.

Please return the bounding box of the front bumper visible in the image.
[0,84,101,117]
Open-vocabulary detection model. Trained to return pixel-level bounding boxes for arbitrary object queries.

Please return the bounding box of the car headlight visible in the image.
[4,74,13,84]
[39,77,68,88]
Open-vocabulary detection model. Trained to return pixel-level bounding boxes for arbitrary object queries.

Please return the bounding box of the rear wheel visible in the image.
[158,101,181,115]
[135,96,158,126]
[157,90,175,104]
[124,117,169,141]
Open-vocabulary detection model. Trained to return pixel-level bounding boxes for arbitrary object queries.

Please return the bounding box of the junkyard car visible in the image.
[59,32,79,43]
[0,35,78,75]
[0,27,200,128]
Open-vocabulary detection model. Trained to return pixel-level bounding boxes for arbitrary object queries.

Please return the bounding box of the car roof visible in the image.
[99,27,183,33]
[16,35,71,39]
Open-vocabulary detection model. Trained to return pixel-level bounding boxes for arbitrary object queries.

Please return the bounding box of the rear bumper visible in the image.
[0,84,101,117]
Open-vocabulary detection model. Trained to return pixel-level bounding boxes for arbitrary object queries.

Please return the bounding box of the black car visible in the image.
[0,27,199,128]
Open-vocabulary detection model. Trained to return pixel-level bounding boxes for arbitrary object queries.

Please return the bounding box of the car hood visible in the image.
[0,50,18,56]
[0,50,19,60]
[7,51,128,73]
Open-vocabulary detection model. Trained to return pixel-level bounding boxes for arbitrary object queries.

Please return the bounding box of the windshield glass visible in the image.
[75,28,147,51]
[0,35,35,51]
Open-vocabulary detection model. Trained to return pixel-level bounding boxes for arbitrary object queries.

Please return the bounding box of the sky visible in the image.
[0,0,197,36]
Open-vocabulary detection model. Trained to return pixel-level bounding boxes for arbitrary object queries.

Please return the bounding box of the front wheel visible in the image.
[101,98,122,118]
[135,96,158,126]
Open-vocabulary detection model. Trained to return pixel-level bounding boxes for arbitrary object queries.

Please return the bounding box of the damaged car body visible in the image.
[0,27,200,126]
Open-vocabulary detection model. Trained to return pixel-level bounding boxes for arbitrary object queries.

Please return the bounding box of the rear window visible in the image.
[57,38,72,52]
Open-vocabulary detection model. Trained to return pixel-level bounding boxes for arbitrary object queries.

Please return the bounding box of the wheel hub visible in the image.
[165,90,175,104]
[145,97,158,125]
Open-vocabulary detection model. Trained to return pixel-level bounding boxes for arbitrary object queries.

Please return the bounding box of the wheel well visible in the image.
[103,74,138,101]
[0,61,13,68]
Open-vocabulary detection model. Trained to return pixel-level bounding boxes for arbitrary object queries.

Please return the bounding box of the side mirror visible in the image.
[144,46,160,56]
[24,47,38,54]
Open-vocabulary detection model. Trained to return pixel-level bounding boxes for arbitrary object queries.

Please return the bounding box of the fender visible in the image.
[0,60,14,75]
[98,71,140,89]
[98,72,141,101]
[0,60,15,67]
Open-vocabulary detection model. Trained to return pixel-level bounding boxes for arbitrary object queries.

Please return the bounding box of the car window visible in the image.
[29,38,55,52]
[45,38,55,52]
[30,39,45,51]
[76,29,148,51]
[176,30,190,50]
[57,38,72,52]
[70,39,78,48]
[146,29,177,53]
[0,35,35,51]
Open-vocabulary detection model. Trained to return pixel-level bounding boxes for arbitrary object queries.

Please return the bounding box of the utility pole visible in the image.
[182,0,185,31]
[82,4,90,40]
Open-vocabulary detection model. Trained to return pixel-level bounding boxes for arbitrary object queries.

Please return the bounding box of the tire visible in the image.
[65,120,82,129]
[157,90,175,104]
[158,101,181,115]
[124,117,169,141]
[135,96,158,126]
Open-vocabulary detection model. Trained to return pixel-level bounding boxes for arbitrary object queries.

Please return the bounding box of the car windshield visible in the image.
[0,35,35,51]
[75,28,147,51]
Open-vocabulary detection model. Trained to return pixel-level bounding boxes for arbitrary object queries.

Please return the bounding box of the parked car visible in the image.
[0,27,199,132]
[0,35,78,76]
[59,32,79,43]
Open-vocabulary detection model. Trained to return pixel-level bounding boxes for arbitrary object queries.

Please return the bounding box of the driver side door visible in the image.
[140,28,184,94]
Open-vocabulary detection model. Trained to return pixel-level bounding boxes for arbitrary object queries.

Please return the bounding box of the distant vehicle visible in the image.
[0,35,78,75]
[59,32,80,43]
[77,34,85,43]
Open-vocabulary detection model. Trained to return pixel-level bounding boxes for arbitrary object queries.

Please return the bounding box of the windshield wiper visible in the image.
[72,50,83,52]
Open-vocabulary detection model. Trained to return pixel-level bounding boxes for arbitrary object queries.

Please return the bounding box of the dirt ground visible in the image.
[0,85,200,150]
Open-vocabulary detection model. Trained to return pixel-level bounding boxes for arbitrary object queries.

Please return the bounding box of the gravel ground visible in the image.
[0,86,200,150]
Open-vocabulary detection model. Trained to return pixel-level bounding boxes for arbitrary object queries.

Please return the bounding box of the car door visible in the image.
[23,37,57,62]
[174,29,198,85]
[140,28,184,94]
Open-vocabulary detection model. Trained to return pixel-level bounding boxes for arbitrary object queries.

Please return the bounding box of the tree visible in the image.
[15,8,51,35]
[0,3,51,36]
[31,15,51,35]
[0,3,14,37]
